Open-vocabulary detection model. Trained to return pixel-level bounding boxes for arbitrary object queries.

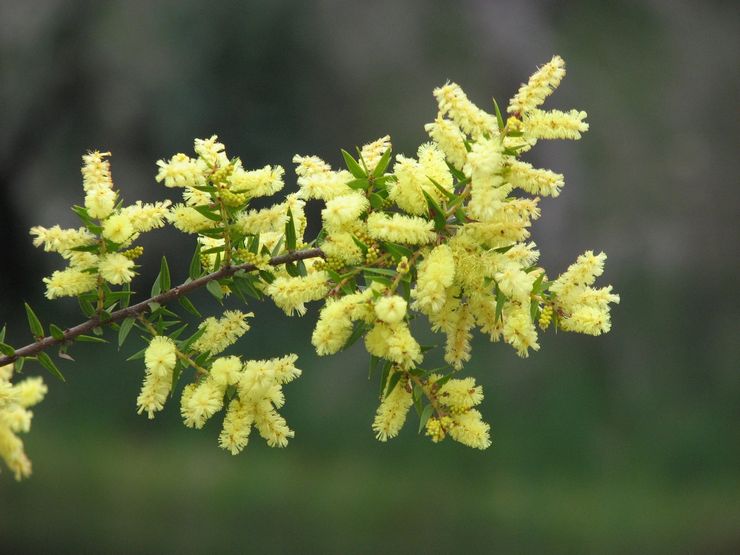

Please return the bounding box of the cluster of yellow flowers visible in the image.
[2,55,618,479]
[30,152,170,299]
[0,364,47,479]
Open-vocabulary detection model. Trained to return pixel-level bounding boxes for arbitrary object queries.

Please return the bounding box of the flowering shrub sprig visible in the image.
[0,55,618,479]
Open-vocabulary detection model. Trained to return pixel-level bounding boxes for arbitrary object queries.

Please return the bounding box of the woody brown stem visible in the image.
[0,247,324,367]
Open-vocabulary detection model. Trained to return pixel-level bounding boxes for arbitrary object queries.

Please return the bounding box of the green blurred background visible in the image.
[1,0,738,552]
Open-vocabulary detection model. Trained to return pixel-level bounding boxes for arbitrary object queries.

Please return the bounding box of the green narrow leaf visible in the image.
[341,149,367,178]
[385,370,403,398]
[120,283,132,309]
[368,192,385,210]
[297,260,308,277]
[118,317,136,348]
[189,243,202,279]
[372,147,392,178]
[351,235,369,256]
[381,242,413,260]
[428,177,455,200]
[421,190,447,231]
[151,273,161,297]
[78,296,95,317]
[207,280,224,302]
[412,383,424,415]
[14,357,25,373]
[0,324,6,344]
[495,287,507,322]
[285,209,297,251]
[0,343,15,357]
[24,303,44,338]
[192,205,222,222]
[269,235,284,257]
[492,97,505,131]
[531,271,545,295]
[341,322,370,352]
[530,299,540,323]
[37,352,65,382]
[178,296,201,317]
[76,334,108,343]
[126,346,147,361]
[159,256,171,291]
[359,266,397,277]
[418,404,434,433]
[49,324,65,341]
[346,178,370,190]
[378,362,391,399]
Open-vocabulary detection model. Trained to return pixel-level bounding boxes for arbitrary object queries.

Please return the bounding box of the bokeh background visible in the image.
[1,0,738,552]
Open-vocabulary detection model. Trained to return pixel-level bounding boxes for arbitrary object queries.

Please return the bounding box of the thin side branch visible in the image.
[0,247,324,367]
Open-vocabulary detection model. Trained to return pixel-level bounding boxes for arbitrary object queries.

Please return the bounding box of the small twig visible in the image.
[408,373,446,419]
[0,247,324,367]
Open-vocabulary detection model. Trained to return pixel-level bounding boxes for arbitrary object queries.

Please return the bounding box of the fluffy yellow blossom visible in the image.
[193,135,228,167]
[191,310,253,355]
[495,264,535,303]
[464,136,509,222]
[0,427,31,480]
[502,305,540,357]
[508,55,566,115]
[433,82,497,138]
[155,153,207,188]
[30,225,95,253]
[319,231,364,265]
[436,377,483,413]
[219,399,253,455]
[266,271,330,316]
[366,213,436,245]
[81,151,113,191]
[136,373,171,419]
[312,290,374,355]
[84,186,117,219]
[209,356,243,388]
[389,143,452,215]
[102,213,134,244]
[360,135,391,170]
[551,250,606,291]
[372,379,413,441]
[228,165,285,198]
[293,155,353,200]
[322,192,370,232]
[293,154,331,178]
[365,322,422,369]
[0,369,47,480]
[168,204,218,233]
[144,336,177,378]
[448,409,491,449]
[43,267,97,299]
[550,251,619,336]
[443,302,475,370]
[412,245,455,314]
[374,295,407,324]
[181,380,224,429]
[236,203,288,234]
[120,200,172,232]
[522,109,589,140]
[507,160,564,197]
[250,400,294,447]
[12,377,48,408]
[424,116,468,170]
[98,253,135,285]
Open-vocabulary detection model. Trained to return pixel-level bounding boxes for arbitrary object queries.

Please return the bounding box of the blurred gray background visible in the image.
[1,0,738,553]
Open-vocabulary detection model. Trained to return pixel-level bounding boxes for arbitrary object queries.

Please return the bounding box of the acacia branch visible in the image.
[0,247,324,367]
